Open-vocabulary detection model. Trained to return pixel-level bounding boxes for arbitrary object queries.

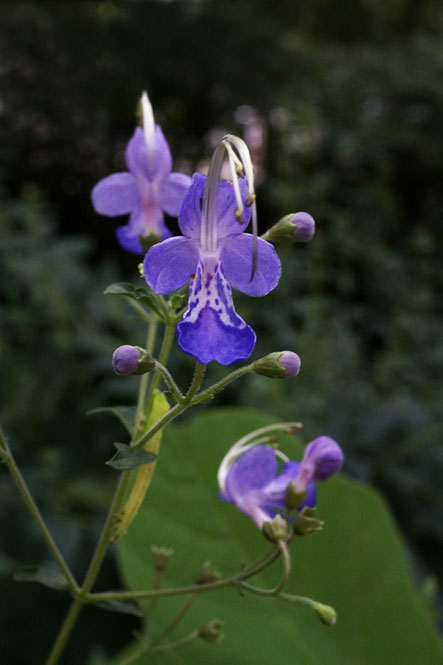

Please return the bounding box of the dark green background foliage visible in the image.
[0,1,442,662]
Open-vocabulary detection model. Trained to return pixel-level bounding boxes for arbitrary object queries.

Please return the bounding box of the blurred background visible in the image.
[0,1,442,662]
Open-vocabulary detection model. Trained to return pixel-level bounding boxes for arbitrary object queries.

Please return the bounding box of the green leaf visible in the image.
[106,443,157,471]
[14,561,68,591]
[112,409,443,665]
[87,406,137,436]
[104,282,165,319]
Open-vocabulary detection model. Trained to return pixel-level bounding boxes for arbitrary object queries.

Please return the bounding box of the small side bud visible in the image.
[262,212,315,244]
[112,345,156,376]
[198,619,224,643]
[262,514,288,543]
[293,507,324,536]
[253,351,301,379]
[152,546,174,574]
[285,483,308,510]
[291,212,316,242]
[195,562,221,585]
[314,602,337,626]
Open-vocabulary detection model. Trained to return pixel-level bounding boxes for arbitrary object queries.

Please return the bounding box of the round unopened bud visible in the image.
[112,345,155,376]
[112,345,142,375]
[198,619,224,643]
[303,436,344,482]
[253,351,301,379]
[291,212,316,242]
[262,514,288,543]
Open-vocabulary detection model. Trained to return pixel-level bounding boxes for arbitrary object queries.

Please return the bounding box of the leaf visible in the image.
[111,409,443,665]
[87,406,137,436]
[104,282,165,319]
[106,443,157,471]
[14,561,68,591]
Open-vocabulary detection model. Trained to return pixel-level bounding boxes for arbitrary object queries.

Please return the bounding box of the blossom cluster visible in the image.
[92,93,315,367]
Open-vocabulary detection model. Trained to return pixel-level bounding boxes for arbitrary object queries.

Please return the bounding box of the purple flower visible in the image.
[143,173,281,365]
[218,435,343,528]
[92,93,191,254]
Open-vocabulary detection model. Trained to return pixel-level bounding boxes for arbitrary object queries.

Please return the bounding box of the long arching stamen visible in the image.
[223,140,245,223]
[222,135,258,280]
[141,90,155,172]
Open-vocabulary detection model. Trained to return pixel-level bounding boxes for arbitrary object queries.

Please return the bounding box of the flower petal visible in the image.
[220,234,281,296]
[125,126,172,181]
[152,125,173,179]
[160,172,192,216]
[176,256,256,365]
[178,173,206,238]
[143,237,199,294]
[224,446,278,503]
[263,461,316,509]
[125,127,150,180]
[91,173,139,216]
[177,304,256,365]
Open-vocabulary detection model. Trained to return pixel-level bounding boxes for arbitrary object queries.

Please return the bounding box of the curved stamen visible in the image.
[201,134,258,258]
[223,141,245,223]
[201,141,225,252]
[141,90,155,172]
[222,135,258,280]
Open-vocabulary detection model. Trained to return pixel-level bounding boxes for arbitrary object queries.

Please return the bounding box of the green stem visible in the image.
[126,298,154,324]
[153,594,197,644]
[45,316,162,665]
[184,362,206,402]
[135,319,158,435]
[87,545,281,604]
[118,630,199,665]
[154,362,184,403]
[190,362,254,404]
[0,426,78,594]
[145,323,176,416]
[273,540,291,594]
[131,360,252,452]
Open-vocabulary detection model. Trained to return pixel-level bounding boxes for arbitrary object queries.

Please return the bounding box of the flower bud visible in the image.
[291,212,316,242]
[262,212,315,244]
[151,546,174,574]
[198,619,224,643]
[112,345,156,376]
[262,514,288,543]
[303,436,344,482]
[195,562,221,585]
[314,602,337,626]
[293,507,324,536]
[253,351,301,379]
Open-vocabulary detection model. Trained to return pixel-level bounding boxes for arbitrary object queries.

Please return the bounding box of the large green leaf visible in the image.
[113,409,442,665]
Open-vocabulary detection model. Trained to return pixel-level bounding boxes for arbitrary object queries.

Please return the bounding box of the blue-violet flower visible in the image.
[218,435,343,528]
[143,173,281,365]
[92,92,191,254]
